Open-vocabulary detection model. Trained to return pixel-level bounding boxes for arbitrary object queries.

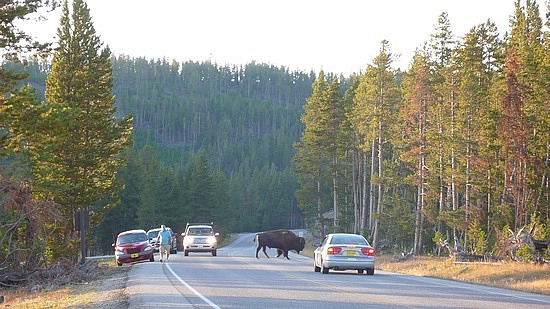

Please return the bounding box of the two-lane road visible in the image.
[125,233,550,308]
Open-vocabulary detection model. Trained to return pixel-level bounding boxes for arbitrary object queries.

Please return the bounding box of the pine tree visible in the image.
[323,78,345,230]
[427,12,458,249]
[0,0,57,157]
[180,151,215,223]
[503,0,547,228]
[34,0,133,262]
[94,148,141,253]
[399,51,435,255]
[351,40,400,247]
[455,20,502,249]
[137,145,166,228]
[292,71,332,234]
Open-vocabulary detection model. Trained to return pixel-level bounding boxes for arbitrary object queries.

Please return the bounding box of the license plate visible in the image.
[346,251,356,256]
[131,253,139,258]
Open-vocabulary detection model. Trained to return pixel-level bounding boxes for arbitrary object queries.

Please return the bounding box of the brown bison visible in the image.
[254,229,306,259]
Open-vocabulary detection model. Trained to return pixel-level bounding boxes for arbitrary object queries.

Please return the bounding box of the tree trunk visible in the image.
[361,152,369,234]
[464,121,472,249]
[369,139,377,239]
[414,153,425,255]
[373,122,384,248]
[333,157,339,229]
[317,179,324,235]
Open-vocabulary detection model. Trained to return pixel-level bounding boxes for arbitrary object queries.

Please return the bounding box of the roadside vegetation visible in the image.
[1,259,129,308]
[376,255,550,296]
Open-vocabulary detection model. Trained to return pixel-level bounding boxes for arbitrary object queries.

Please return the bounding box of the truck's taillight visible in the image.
[327,247,342,255]
[361,247,376,256]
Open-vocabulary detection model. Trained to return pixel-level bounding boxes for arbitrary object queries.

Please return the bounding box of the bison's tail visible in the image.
[253,234,258,243]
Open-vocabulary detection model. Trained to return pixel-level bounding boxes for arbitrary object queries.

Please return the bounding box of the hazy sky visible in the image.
[23,0,548,75]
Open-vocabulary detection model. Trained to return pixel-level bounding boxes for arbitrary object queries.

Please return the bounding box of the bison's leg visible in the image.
[262,245,270,258]
[283,250,290,259]
[255,244,261,259]
[275,249,284,257]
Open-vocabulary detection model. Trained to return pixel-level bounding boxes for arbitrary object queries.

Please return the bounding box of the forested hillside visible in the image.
[24,58,322,253]
[110,58,317,232]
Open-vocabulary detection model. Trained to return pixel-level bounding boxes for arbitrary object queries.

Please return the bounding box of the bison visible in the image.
[254,229,306,259]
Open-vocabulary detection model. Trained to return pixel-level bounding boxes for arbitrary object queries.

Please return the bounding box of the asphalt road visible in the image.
[125,233,550,308]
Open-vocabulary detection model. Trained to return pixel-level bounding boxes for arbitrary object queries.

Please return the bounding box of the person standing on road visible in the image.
[156,225,171,262]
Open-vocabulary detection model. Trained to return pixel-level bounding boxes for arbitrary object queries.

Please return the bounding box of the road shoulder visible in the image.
[126,259,193,308]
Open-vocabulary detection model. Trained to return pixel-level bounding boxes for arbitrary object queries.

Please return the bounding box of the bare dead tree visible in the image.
[0,176,64,287]
[501,224,549,264]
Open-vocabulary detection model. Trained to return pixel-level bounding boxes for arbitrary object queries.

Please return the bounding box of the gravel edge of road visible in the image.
[90,265,130,308]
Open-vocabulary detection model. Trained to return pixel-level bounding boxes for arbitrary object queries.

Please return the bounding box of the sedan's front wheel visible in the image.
[314,261,321,272]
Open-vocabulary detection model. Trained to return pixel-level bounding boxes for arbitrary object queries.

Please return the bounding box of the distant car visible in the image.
[147,227,178,254]
[313,233,375,275]
[113,229,154,266]
[182,222,219,256]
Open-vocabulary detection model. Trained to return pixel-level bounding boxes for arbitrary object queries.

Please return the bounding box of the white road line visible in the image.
[165,263,221,309]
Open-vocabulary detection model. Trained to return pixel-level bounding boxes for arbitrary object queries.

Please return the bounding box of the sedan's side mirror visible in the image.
[214,232,220,236]
[312,242,321,247]
[181,233,186,236]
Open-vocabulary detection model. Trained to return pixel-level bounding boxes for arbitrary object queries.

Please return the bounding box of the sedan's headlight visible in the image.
[207,236,216,244]
[144,245,153,252]
[115,249,124,256]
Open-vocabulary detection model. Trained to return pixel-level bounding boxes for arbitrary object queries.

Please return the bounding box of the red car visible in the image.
[113,229,154,266]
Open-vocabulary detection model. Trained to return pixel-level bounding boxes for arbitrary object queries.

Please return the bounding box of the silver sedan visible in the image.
[313,233,375,275]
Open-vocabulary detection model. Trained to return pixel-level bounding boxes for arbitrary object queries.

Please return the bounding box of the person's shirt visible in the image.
[158,230,171,245]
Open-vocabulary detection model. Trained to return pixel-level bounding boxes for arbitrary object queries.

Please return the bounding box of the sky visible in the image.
[22,0,548,76]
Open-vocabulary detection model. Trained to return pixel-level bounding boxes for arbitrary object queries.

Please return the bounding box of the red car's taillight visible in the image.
[327,247,342,255]
[361,247,376,256]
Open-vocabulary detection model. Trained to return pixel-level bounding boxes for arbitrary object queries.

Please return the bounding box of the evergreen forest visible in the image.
[1,0,549,270]
[22,57,318,254]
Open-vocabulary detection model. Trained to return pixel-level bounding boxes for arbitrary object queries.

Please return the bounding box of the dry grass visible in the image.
[4,286,93,309]
[1,259,129,308]
[376,255,550,295]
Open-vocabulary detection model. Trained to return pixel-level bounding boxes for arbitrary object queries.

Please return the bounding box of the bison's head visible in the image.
[295,237,306,253]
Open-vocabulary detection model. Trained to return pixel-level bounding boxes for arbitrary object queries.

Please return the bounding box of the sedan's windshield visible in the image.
[330,235,368,245]
[118,233,147,245]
